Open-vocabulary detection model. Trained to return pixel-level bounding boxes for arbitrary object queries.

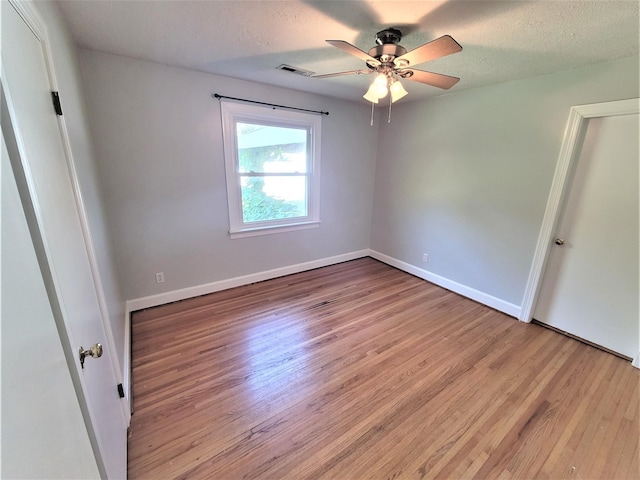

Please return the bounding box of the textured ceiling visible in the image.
[56,0,639,104]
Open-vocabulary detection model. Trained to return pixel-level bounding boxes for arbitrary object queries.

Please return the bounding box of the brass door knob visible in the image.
[79,343,103,369]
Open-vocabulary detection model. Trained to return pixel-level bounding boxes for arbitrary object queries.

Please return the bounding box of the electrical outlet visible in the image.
[155,272,165,284]
[422,253,429,263]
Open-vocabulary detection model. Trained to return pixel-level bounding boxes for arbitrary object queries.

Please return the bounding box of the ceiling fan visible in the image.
[313,28,462,104]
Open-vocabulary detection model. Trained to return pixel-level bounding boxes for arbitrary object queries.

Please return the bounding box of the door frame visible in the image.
[520,97,640,366]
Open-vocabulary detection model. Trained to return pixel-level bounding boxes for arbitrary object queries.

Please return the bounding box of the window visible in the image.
[221,101,321,238]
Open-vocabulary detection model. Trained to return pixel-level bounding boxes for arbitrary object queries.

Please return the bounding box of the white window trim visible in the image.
[220,100,322,238]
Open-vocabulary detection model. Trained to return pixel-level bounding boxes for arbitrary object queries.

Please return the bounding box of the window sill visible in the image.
[229,221,320,239]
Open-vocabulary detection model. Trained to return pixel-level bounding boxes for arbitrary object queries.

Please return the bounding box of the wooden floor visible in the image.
[128,258,639,479]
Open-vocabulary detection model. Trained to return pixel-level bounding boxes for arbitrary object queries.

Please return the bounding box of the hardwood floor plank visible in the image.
[128,258,640,479]
[426,331,569,479]
[536,348,609,478]
[590,359,638,479]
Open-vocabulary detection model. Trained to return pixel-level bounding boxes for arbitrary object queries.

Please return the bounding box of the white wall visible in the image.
[371,55,639,309]
[30,1,128,373]
[78,50,379,301]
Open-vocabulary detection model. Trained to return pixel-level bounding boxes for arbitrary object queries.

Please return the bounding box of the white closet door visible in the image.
[2,2,127,477]
[534,112,639,358]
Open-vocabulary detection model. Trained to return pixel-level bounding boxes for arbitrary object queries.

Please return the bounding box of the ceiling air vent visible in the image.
[276,64,315,77]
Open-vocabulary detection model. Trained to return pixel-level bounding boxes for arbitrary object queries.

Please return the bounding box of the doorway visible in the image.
[522,98,639,363]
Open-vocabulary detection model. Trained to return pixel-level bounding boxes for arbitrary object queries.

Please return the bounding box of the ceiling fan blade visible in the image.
[312,69,372,79]
[396,35,462,67]
[405,69,460,89]
[326,40,380,66]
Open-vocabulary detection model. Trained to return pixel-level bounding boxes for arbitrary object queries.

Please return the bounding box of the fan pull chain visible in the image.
[388,97,392,123]
[370,102,375,127]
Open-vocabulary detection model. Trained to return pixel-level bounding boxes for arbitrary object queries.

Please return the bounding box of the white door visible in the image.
[2,2,127,478]
[2,134,101,478]
[534,111,639,358]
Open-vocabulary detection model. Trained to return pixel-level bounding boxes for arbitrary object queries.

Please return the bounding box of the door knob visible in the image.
[79,343,102,369]
[555,238,565,246]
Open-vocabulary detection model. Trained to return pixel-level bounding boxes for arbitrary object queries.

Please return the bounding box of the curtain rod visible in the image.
[212,93,329,116]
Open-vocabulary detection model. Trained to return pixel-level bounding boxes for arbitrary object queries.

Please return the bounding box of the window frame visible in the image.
[220,100,322,239]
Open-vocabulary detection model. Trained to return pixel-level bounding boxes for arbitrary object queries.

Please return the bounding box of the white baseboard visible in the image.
[122,249,523,409]
[122,250,366,415]
[126,250,370,313]
[633,352,640,369]
[125,250,521,319]
[368,250,522,318]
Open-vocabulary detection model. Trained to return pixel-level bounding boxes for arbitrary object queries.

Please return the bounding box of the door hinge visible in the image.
[51,91,63,116]
[117,383,125,398]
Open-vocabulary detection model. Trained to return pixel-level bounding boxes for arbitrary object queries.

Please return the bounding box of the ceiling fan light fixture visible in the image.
[364,73,391,103]
[319,29,462,121]
[390,79,408,102]
[373,73,389,98]
[363,84,380,103]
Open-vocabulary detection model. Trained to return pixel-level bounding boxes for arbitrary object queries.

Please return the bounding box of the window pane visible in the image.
[237,123,307,174]
[221,100,321,237]
[240,175,308,223]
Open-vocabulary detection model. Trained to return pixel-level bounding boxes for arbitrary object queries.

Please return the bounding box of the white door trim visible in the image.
[8,0,130,416]
[520,97,639,362]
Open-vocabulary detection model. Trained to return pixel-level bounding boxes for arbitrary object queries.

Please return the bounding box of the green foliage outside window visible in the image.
[238,143,305,223]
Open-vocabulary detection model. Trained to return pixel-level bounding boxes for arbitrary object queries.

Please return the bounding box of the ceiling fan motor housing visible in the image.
[368,43,407,62]
[375,28,403,45]
[367,29,408,69]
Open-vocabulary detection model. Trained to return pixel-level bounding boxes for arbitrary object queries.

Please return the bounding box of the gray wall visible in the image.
[371,55,639,307]
[79,50,378,301]
[77,45,637,313]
